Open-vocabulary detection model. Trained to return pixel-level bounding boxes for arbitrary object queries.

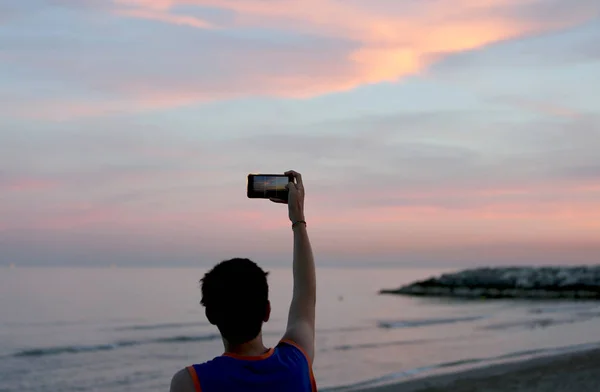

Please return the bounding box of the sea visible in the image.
[2,266,600,392]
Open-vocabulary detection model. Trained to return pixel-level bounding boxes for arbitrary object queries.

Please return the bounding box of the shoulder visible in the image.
[277,340,318,390]
[277,340,312,366]
[170,368,196,392]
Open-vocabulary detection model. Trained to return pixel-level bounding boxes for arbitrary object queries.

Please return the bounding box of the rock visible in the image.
[380,266,600,300]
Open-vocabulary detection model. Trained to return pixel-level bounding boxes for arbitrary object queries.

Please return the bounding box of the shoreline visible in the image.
[349,346,600,392]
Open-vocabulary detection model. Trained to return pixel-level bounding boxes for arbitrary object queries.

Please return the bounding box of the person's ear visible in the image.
[264,301,271,323]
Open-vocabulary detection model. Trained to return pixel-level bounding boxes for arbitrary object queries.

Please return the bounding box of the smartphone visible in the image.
[247,174,293,201]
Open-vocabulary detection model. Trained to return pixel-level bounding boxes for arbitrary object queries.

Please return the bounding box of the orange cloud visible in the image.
[109,0,598,99]
[4,0,593,120]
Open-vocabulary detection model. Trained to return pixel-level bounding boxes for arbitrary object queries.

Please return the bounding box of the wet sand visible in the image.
[356,348,600,392]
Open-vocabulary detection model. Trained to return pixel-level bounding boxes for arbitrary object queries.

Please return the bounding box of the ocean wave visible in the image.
[12,333,220,358]
[13,328,389,358]
[321,341,600,391]
[317,326,373,334]
[14,341,139,357]
[114,321,210,331]
[485,310,600,332]
[153,334,220,343]
[378,315,486,329]
[325,338,434,352]
[320,365,436,392]
[3,320,93,328]
[529,304,598,314]
[482,315,588,331]
[576,311,600,319]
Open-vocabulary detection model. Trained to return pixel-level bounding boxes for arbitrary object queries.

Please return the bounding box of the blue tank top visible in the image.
[187,340,316,392]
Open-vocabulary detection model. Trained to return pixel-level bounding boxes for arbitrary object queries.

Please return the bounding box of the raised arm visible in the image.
[273,170,316,365]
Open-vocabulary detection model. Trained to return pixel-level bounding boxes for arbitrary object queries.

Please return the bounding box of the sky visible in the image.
[1,0,599,267]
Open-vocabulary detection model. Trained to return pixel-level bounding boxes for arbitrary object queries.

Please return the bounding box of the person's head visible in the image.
[201,258,270,345]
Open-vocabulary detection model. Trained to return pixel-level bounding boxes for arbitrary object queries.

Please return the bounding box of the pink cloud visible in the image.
[5,179,59,192]
[307,200,600,255]
[114,7,212,28]
[4,178,599,263]
[490,96,583,119]
[115,0,175,11]
[1,93,213,120]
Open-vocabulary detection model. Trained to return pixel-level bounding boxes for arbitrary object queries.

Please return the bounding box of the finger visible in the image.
[284,170,295,182]
[285,170,303,187]
[269,198,287,204]
[285,182,297,191]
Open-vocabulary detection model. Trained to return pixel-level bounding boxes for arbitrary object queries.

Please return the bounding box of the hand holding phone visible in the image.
[247,170,305,223]
[247,173,293,201]
[278,170,305,224]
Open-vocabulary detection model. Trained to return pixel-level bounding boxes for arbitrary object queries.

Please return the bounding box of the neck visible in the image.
[223,333,268,356]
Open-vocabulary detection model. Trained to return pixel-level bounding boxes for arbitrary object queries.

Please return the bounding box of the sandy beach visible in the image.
[357,348,600,392]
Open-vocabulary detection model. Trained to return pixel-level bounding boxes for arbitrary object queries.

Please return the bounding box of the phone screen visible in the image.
[247,174,291,200]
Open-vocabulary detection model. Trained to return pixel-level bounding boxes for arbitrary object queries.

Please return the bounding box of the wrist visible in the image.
[292,220,307,230]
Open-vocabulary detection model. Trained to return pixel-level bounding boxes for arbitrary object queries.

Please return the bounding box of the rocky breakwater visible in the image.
[380,266,600,299]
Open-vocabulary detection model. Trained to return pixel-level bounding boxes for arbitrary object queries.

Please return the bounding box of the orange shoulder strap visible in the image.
[186,366,202,392]
[280,340,317,392]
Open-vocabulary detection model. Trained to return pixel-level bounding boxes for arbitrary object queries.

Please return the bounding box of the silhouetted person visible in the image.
[170,170,316,392]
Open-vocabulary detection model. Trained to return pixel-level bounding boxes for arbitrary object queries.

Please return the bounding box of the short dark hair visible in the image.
[201,258,269,345]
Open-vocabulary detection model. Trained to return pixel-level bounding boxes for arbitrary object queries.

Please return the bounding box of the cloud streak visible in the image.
[111,0,600,94]
[1,1,599,119]
[114,6,212,28]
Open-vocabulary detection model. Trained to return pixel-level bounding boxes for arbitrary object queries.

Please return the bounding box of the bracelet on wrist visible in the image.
[292,220,307,229]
